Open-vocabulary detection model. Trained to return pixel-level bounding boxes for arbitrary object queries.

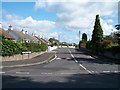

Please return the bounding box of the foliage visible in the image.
[82,33,87,42]
[1,36,48,56]
[1,39,22,56]
[91,15,103,53]
[102,40,112,48]
[115,24,120,30]
[49,38,59,46]
[104,35,118,44]
[104,46,120,54]
[86,41,92,49]
[40,43,48,51]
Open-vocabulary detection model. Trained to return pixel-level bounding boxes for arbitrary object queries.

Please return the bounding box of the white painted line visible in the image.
[0,72,5,74]
[68,48,92,74]
[60,73,76,75]
[41,73,52,75]
[103,71,110,73]
[114,71,120,73]
[56,58,61,60]
[66,58,70,59]
[75,60,78,63]
[16,71,30,74]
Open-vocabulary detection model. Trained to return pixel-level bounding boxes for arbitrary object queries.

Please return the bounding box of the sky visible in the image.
[1,0,119,44]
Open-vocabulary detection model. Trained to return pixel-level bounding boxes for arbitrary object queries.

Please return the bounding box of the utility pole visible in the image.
[79,30,80,43]
[58,34,60,48]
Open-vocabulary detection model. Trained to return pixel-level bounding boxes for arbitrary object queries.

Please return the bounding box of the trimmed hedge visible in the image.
[1,39,22,56]
[1,38,48,56]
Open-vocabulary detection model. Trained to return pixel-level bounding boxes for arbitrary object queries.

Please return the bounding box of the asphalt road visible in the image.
[1,47,120,88]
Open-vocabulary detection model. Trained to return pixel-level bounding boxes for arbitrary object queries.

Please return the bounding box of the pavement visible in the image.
[1,47,120,88]
[2,51,56,68]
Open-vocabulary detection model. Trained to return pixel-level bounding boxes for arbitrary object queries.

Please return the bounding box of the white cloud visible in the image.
[2,14,56,36]
[35,0,118,39]
[100,18,114,35]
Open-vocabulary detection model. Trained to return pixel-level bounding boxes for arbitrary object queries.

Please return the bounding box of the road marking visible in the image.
[56,58,61,60]
[16,71,30,74]
[0,72,5,74]
[60,73,76,75]
[114,71,120,73]
[66,58,70,59]
[68,48,92,74]
[41,73,52,75]
[103,71,110,73]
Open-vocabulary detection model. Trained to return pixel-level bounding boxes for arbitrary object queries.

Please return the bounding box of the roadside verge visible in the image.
[1,52,57,68]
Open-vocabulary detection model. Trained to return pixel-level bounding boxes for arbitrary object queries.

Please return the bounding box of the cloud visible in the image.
[100,18,114,35]
[2,14,56,36]
[35,0,118,39]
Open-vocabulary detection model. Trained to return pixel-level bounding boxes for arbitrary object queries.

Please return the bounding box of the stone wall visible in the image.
[1,51,47,61]
[104,52,120,60]
[1,46,58,61]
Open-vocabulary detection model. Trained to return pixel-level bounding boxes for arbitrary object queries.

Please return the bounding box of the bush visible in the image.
[105,46,120,55]
[22,42,41,52]
[40,43,48,51]
[1,36,48,56]
[1,39,22,56]
[102,40,112,48]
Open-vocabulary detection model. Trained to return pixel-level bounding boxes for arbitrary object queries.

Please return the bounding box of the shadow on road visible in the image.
[2,72,120,88]
[75,49,120,65]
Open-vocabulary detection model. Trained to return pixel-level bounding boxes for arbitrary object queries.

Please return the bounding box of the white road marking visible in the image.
[16,71,30,74]
[56,58,61,60]
[103,71,110,73]
[0,72,5,74]
[68,48,92,74]
[60,73,76,75]
[66,58,70,59]
[114,71,120,73]
[41,73,52,75]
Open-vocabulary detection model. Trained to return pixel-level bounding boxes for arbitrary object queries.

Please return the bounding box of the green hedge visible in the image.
[1,38,48,56]
[1,39,22,56]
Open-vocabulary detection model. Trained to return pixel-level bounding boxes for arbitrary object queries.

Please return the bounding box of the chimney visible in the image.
[32,33,34,36]
[21,29,24,33]
[32,33,35,36]
[25,31,28,34]
[8,25,13,30]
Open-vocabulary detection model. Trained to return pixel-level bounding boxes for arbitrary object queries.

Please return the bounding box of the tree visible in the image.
[115,24,120,45]
[49,38,59,46]
[82,33,87,42]
[91,14,103,53]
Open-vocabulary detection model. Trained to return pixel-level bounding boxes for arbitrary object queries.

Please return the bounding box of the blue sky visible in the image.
[2,0,119,44]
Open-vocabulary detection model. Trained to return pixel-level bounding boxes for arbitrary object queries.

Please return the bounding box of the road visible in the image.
[1,47,120,88]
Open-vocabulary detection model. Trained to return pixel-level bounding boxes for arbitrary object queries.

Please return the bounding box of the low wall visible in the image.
[1,46,58,61]
[104,52,120,60]
[48,46,58,51]
[1,51,47,61]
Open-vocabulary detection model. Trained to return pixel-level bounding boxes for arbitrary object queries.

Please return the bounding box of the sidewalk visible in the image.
[77,48,120,64]
[2,52,56,68]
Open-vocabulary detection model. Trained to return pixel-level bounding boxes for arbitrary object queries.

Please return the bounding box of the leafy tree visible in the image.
[82,33,87,42]
[91,15,103,53]
[49,38,59,46]
[115,24,120,45]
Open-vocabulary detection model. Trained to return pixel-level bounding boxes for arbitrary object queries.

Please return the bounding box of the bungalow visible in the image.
[7,25,39,43]
[0,28,15,40]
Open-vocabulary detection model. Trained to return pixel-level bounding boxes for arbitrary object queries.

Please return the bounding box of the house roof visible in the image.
[8,30,39,42]
[34,36,50,44]
[0,28,15,40]
[26,34,39,43]
[11,30,27,40]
